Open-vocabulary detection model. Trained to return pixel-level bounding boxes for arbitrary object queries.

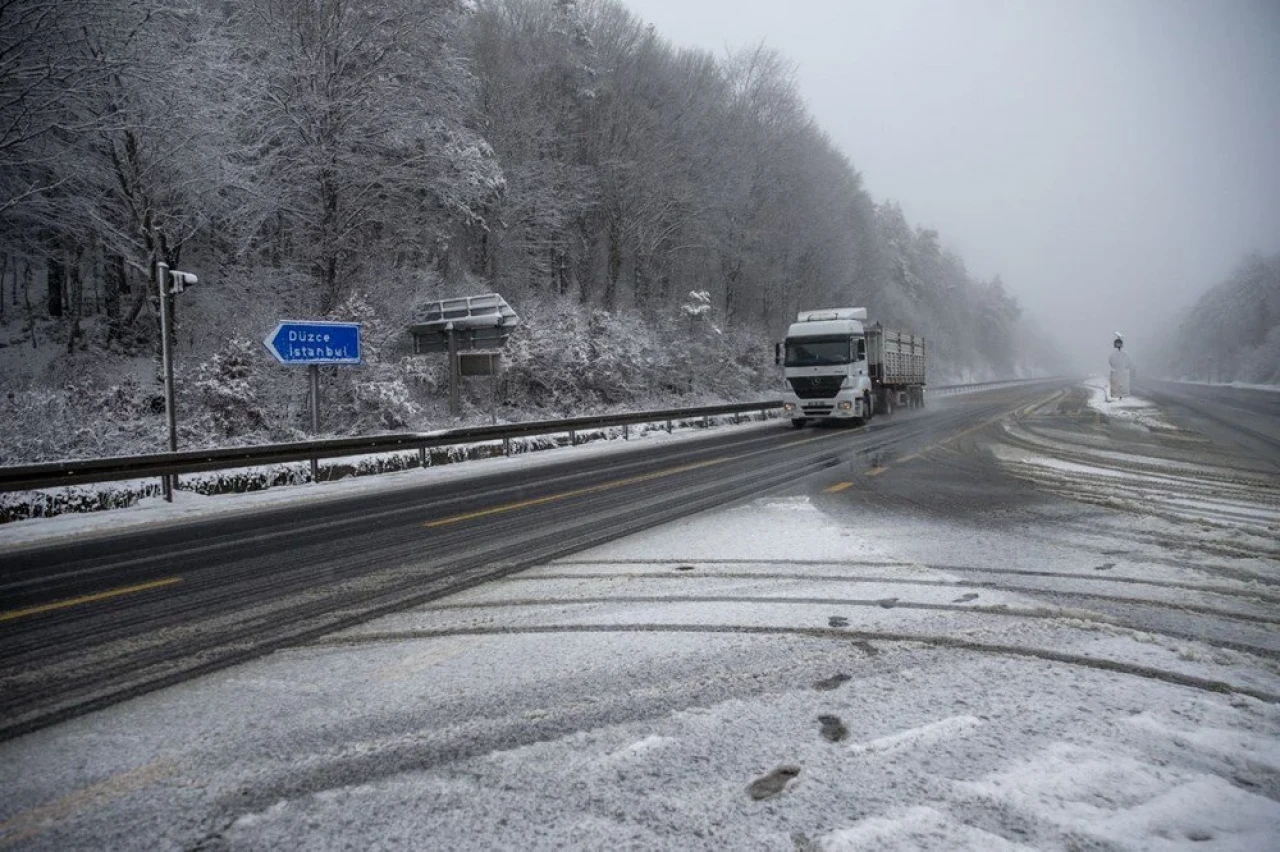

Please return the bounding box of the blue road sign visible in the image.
[263,320,362,365]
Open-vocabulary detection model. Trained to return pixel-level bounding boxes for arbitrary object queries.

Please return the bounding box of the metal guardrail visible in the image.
[0,400,781,493]
[0,378,1054,494]
[927,378,1047,396]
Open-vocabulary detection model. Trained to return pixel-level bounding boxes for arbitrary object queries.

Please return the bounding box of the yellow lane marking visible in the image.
[425,429,848,528]
[941,391,1057,446]
[823,481,854,493]
[896,389,1060,460]
[0,577,183,623]
[426,457,732,527]
[0,761,175,848]
[866,466,889,477]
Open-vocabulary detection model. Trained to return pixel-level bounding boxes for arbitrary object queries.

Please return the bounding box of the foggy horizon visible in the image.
[623,0,1280,370]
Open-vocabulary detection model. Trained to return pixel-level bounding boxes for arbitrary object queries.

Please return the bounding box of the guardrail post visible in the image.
[503,437,511,457]
[569,429,576,446]
[623,423,629,441]
[418,447,427,468]
[666,418,673,433]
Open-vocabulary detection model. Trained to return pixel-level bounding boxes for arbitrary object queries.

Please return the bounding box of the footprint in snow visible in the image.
[748,765,801,800]
[818,715,849,742]
[877,597,899,608]
[1094,562,1115,571]
[828,616,849,628]
[952,593,979,603]
[813,673,851,691]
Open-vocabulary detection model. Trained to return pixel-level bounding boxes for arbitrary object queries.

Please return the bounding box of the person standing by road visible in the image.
[1109,335,1135,399]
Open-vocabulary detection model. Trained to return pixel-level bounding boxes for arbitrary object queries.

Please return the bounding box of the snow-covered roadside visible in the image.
[0,416,781,550]
[1082,375,1178,430]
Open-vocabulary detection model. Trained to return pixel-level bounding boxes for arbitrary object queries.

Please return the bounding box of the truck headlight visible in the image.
[784,403,795,411]
[838,401,852,410]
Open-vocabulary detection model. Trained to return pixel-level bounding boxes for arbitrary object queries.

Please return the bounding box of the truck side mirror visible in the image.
[774,342,783,366]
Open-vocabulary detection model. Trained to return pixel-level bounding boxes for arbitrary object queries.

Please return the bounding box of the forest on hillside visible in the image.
[0,0,1057,463]
[1151,252,1280,385]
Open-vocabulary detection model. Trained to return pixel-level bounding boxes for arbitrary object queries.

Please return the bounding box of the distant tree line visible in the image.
[1152,252,1280,385]
[0,0,1045,458]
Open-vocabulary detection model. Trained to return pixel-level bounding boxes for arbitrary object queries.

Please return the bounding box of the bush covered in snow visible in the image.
[192,338,266,438]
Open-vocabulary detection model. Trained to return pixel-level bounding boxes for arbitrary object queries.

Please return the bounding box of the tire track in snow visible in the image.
[415,593,1280,658]
[305,622,1280,704]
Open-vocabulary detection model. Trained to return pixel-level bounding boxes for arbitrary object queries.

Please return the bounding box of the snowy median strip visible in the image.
[1082,375,1178,430]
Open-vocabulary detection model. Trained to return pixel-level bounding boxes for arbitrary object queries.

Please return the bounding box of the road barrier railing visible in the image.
[0,378,1056,494]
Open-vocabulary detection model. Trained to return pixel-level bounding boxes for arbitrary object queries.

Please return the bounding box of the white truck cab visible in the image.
[777,307,926,428]
[778,308,874,425]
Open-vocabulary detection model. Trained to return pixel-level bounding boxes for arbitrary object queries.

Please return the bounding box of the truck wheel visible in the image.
[790,418,808,429]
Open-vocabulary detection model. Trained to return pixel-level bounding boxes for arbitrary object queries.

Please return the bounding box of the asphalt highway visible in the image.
[0,381,1065,740]
[1141,379,1280,470]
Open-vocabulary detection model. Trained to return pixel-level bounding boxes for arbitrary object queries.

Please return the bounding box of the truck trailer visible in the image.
[776,307,927,427]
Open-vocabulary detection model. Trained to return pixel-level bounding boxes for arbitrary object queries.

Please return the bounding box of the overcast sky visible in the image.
[621,0,1280,365]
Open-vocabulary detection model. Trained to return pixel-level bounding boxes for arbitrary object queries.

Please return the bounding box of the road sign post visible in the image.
[447,328,460,416]
[263,320,362,481]
[309,364,321,481]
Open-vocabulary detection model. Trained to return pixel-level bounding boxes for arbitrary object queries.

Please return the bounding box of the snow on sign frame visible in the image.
[263,320,362,366]
[409,293,520,353]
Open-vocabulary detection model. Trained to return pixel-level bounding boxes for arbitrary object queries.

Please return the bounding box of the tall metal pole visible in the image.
[309,364,320,482]
[157,260,177,502]
[447,326,460,416]
[490,355,498,425]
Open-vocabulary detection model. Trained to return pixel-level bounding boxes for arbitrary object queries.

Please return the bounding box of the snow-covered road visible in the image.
[2,383,1277,850]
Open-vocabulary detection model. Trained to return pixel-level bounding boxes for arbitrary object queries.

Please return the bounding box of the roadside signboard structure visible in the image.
[408,294,519,418]
[263,320,363,479]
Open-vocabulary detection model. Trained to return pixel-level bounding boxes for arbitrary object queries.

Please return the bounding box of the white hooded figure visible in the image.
[1109,336,1134,398]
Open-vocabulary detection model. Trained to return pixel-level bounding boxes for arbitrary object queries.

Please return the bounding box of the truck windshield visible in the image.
[785,336,853,367]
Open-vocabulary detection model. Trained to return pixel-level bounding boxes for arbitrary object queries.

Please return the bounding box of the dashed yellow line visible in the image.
[866,466,889,477]
[824,481,854,493]
[426,428,848,528]
[894,389,1061,463]
[0,577,183,623]
[426,457,732,527]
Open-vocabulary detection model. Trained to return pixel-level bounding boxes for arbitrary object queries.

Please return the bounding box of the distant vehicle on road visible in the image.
[776,307,927,428]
